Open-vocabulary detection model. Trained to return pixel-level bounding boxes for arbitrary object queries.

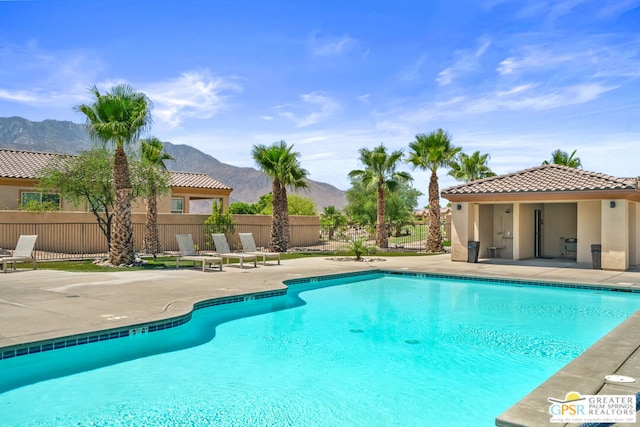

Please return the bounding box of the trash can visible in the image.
[591,244,602,270]
[468,241,480,263]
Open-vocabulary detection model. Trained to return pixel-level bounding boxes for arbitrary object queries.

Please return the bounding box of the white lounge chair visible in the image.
[211,233,257,268]
[175,234,223,272]
[2,235,38,273]
[239,233,281,266]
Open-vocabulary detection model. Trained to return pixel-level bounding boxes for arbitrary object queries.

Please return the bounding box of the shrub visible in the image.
[204,200,236,236]
[348,237,374,261]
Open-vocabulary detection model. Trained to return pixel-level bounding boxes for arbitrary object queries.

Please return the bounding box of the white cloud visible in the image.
[466,82,617,112]
[496,37,640,80]
[497,47,576,75]
[358,93,371,104]
[143,70,243,127]
[436,39,491,86]
[277,92,341,127]
[436,68,455,86]
[298,135,329,144]
[0,43,103,107]
[385,82,617,126]
[310,33,357,56]
[0,89,41,103]
[516,0,640,22]
[597,0,640,17]
[401,53,429,82]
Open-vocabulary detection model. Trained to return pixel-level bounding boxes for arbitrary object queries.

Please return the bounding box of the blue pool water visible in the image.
[1,272,640,426]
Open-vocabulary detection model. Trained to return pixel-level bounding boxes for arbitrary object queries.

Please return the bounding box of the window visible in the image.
[21,192,61,210]
[171,197,184,214]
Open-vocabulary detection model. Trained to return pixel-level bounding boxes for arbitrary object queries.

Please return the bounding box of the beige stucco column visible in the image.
[450,202,478,262]
[512,202,521,260]
[576,201,601,263]
[601,199,629,271]
[631,201,639,266]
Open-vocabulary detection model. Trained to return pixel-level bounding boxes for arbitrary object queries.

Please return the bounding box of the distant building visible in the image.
[413,207,452,221]
[0,149,232,213]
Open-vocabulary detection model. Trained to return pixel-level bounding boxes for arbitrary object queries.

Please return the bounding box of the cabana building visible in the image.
[442,164,640,271]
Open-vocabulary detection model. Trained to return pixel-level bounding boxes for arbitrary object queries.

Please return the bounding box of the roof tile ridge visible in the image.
[542,164,629,184]
[0,148,67,156]
[169,170,209,176]
[446,164,550,189]
[570,166,628,183]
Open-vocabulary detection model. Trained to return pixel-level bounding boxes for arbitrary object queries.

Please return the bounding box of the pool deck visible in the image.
[1,255,640,427]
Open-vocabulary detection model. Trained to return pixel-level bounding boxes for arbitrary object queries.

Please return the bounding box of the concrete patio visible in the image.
[1,254,640,427]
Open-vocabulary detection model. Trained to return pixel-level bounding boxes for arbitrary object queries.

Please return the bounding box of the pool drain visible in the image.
[405,339,420,345]
[349,328,364,333]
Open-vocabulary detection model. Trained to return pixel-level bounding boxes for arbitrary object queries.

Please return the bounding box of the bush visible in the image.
[204,200,235,236]
[348,238,375,261]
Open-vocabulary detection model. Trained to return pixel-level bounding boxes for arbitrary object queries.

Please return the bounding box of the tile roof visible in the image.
[169,171,231,190]
[442,164,638,195]
[0,148,231,190]
[0,149,62,179]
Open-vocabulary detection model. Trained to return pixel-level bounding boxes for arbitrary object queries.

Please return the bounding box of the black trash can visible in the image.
[591,244,602,270]
[468,241,480,263]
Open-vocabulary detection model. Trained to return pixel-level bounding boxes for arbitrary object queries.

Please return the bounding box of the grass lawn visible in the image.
[387,224,449,246]
[26,251,436,272]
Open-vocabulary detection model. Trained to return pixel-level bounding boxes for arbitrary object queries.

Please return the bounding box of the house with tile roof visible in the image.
[0,148,232,214]
[441,164,640,271]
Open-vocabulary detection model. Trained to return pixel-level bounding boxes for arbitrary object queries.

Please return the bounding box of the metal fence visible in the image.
[0,221,448,261]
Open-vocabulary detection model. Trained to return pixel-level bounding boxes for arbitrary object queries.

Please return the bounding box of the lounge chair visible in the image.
[211,233,257,268]
[2,235,38,273]
[175,234,223,272]
[239,233,281,266]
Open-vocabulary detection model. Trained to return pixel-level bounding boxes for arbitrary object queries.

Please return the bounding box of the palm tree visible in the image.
[140,137,174,256]
[449,151,496,182]
[252,141,308,252]
[320,205,347,240]
[75,84,152,265]
[407,129,460,253]
[542,149,582,168]
[348,144,412,249]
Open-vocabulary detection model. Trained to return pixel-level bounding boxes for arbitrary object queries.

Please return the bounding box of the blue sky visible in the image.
[1,0,639,207]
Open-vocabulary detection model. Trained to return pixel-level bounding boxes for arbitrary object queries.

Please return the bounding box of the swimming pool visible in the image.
[1,271,639,426]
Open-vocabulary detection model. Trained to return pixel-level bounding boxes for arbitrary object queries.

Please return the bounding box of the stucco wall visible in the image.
[491,204,513,259]
[0,182,19,210]
[0,212,319,255]
[542,203,577,258]
[450,202,475,262]
[0,178,230,215]
[229,214,320,248]
[478,205,493,259]
[0,178,81,212]
[631,202,639,266]
[515,203,540,259]
[576,201,601,263]
[601,199,629,270]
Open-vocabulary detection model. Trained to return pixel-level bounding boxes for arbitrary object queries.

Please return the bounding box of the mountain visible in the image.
[0,116,347,210]
[0,116,92,153]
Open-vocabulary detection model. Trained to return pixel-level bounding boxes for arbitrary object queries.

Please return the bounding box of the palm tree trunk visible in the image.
[269,179,289,252]
[110,146,136,265]
[280,185,290,251]
[142,186,161,255]
[377,182,388,248]
[426,170,443,253]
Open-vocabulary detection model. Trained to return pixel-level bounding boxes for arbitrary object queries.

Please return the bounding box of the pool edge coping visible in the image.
[3,268,639,359]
